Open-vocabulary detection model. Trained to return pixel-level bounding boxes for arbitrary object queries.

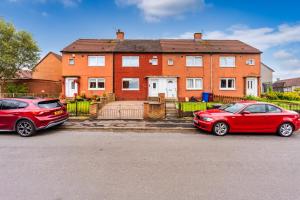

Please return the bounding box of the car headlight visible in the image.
[202,117,214,122]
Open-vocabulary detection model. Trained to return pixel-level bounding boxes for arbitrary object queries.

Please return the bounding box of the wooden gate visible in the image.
[98,103,144,120]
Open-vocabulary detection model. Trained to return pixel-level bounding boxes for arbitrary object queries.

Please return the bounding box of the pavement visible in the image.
[1,130,300,200]
[63,118,196,132]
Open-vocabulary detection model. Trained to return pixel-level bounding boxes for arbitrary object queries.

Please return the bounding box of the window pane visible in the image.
[228,79,233,88]
[187,79,194,89]
[88,56,105,66]
[123,80,130,89]
[122,56,139,67]
[130,79,139,89]
[267,105,281,113]
[97,80,105,89]
[89,79,96,88]
[220,57,235,67]
[244,105,266,113]
[195,79,202,89]
[220,79,227,88]
[69,58,75,65]
[186,56,202,66]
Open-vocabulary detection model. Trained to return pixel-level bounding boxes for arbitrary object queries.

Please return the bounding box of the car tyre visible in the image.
[16,119,36,137]
[278,123,294,137]
[213,122,229,136]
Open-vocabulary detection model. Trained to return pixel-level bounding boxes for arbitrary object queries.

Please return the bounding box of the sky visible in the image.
[1,0,300,80]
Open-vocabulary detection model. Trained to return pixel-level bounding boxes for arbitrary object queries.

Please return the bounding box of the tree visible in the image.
[0,19,40,92]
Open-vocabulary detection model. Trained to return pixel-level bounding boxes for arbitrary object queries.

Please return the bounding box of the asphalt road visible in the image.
[0,129,300,200]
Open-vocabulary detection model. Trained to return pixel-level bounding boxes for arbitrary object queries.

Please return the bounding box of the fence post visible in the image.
[75,100,78,116]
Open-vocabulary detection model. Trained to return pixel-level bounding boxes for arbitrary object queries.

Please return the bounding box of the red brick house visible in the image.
[114,39,163,100]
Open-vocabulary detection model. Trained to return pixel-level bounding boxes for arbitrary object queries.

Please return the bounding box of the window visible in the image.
[38,100,62,109]
[244,104,266,113]
[150,58,158,65]
[220,78,235,90]
[122,56,139,67]
[88,78,105,90]
[220,56,235,67]
[186,78,203,90]
[69,58,75,65]
[266,105,282,113]
[186,56,203,67]
[168,59,174,66]
[88,56,105,66]
[246,59,255,66]
[0,100,28,110]
[122,78,139,90]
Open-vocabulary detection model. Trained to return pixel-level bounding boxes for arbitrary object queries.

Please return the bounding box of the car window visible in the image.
[244,104,266,113]
[0,100,28,110]
[222,103,245,113]
[266,105,282,113]
[37,100,62,109]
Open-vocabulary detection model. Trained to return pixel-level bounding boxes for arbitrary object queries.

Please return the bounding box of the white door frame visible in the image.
[246,77,258,96]
[166,78,177,99]
[65,77,78,97]
[148,78,159,97]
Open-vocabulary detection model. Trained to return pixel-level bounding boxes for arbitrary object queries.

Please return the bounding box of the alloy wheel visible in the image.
[17,120,35,137]
[279,123,293,137]
[214,122,228,136]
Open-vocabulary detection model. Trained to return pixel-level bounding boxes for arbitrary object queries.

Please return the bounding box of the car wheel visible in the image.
[278,123,294,137]
[213,122,229,136]
[16,120,36,137]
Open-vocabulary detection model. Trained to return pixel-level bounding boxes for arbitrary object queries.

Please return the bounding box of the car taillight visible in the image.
[33,111,51,116]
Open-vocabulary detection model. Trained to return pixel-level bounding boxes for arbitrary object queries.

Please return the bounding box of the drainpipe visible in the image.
[210,53,213,93]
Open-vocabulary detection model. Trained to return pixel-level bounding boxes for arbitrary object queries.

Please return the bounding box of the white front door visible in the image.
[246,78,258,96]
[166,78,177,98]
[148,79,159,97]
[65,78,78,97]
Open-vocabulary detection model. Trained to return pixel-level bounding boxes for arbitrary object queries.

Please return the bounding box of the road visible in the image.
[0,129,300,200]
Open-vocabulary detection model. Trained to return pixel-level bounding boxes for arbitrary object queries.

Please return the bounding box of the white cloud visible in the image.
[177,24,300,51]
[116,0,205,22]
[273,50,293,59]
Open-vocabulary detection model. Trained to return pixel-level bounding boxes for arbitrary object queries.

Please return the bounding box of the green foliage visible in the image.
[0,19,40,81]
[6,83,28,93]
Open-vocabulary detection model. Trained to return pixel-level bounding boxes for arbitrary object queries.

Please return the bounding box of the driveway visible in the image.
[0,130,300,200]
[98,101,144,120]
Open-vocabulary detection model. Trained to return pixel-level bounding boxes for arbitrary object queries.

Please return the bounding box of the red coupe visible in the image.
[193,101,300,137]
[0,98,69,137]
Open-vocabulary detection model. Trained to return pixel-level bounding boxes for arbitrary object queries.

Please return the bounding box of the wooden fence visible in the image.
[213,94,245,103]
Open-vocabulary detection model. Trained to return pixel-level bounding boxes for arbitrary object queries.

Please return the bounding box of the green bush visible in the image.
[6,83,28,93]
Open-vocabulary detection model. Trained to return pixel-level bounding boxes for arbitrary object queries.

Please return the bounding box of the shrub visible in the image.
[6,83,28,94]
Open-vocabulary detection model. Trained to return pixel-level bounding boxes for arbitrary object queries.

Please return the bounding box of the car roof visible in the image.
[0,98,58,103]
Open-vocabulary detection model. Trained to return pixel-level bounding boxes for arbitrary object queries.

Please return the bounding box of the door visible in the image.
[166,79,177,98]
[148,79,159,97]
[65,78,78,97]
[246,78,258,96]
[0,100,24,130]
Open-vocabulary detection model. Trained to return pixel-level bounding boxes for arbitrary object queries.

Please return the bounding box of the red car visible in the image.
[0,98,69,137]
[193,101,300,137]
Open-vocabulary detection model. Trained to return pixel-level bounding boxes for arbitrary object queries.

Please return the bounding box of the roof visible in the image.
[273,77,300,88]
[14,70,32,79]
[114,40,162,52]
[261,62,275,72]
[62,39,118,53]
[62,39,261,54]
[159,39,261,53]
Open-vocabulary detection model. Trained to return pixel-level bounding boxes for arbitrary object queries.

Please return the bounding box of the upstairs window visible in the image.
[246,59,255,66]
[88,56,105,66]
[220,56,235,67]
[168,59,174,66]
[122,56,139,67]
[186,56,203,67]
[69,58,75,65]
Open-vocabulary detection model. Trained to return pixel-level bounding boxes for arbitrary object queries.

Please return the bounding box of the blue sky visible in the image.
[1,0,300,80]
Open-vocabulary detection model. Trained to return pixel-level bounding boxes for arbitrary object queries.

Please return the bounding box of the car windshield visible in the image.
[38,100,62,109]
[219,103,245,113]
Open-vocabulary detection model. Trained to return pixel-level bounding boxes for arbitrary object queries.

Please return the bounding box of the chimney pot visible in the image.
[194,32,202,40]
[116,29,125,40]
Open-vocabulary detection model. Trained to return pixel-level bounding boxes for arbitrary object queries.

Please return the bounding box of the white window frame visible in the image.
[69,58,75,65]
[220,78,236,90]
[122,56,139,67]
[88,56,105,67]
[168,58,174,66]
[122,78,139,91]
[246,58,255,66]
[186,78,203,90]
[186,56,203,67]
[220,56,236,67]
[88,78,105,90]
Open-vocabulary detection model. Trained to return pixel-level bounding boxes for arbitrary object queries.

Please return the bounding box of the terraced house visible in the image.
[61,31,261,100]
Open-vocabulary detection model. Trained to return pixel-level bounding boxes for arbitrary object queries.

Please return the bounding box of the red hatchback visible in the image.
[0,98,69,137]
[193,101,300,137]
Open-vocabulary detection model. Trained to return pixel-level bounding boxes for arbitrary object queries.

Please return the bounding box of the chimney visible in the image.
[194,32,202,40]
[116,29,124,40]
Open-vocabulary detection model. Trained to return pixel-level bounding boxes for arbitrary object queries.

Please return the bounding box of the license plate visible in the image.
[54,110,63,115]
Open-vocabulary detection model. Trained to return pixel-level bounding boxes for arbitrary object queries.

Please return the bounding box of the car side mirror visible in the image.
[241,111,251,115]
